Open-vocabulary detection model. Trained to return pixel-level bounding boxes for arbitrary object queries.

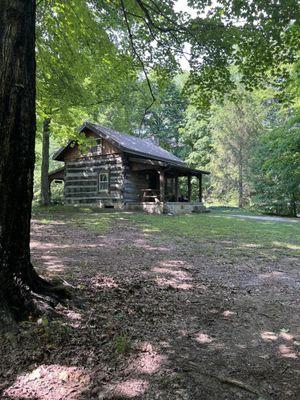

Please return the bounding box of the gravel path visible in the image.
[229,214,299,223]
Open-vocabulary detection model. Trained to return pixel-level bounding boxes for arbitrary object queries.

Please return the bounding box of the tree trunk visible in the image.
[290,196,297,218]
[238,164,244,208]
[40,118,51,205]
[237,147,244,208]
[0,0,63,331]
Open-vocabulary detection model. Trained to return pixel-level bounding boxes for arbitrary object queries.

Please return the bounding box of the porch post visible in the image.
[48,180,51,203]
[198,174,203,203]
[187,175,192,202]
[159,170,165,202]
[174,175,179,201]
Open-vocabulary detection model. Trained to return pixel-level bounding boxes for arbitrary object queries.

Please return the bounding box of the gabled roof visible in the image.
[83,122,186,166]
[53,121,209,174]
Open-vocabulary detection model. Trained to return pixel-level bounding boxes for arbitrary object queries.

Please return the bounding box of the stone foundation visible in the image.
[163,202,207,214]
[125,202,164,214]
[125,202,208,215]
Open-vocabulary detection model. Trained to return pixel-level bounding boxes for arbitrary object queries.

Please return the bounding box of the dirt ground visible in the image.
[1,214,299,400]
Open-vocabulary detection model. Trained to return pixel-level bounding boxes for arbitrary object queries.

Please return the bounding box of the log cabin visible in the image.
[49,122,210,214]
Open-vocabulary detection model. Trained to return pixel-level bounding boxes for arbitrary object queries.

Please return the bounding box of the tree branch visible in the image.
[119,0,156,132]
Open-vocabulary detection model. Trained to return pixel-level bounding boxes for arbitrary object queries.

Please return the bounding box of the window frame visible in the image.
[98,171,109,193]
[91,138,102,154]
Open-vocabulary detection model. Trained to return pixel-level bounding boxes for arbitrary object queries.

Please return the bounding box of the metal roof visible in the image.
[83,122,186,166]
[53,121,210,175]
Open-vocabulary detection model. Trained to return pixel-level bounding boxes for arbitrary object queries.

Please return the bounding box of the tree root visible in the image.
[0,264,72,332]
[25,263,71,302]
[212,375,262,396]
[186,361,267,398]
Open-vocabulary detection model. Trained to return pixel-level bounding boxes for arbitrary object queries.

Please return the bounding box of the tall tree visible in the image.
[181,106,212,168]
[139,76,187,155]
[251,114,300,216]
[0,0,40,328]
[36,0,115,205]
[209,88,264,207]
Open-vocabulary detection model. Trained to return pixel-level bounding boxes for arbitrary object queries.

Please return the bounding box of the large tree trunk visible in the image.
[40,118,51,205]
[0,0,62,331]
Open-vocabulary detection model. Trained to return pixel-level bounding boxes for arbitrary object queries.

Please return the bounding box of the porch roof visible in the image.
[48,166,65,182]
[129,157,210,176]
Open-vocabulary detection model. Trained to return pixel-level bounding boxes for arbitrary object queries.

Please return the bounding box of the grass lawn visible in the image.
[32,204,122,233]
[130,212,300,255]
[33,205,300,257]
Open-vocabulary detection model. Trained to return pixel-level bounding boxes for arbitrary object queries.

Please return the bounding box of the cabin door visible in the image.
[148,171,159,190]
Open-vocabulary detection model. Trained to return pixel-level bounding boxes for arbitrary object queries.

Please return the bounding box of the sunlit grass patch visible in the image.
[272,241,300,252]
[33,205,120,233]
[128,212,300,256]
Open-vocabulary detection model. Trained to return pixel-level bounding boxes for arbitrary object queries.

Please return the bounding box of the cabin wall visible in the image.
[85,129,119,155]
[61,130,119,162]
[123,158,152,204]
[64,145,80,161]
[64,154,124,206]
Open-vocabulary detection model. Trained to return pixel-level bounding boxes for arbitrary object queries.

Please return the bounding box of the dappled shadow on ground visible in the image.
[3,364,90,399]
[1,213,300,400]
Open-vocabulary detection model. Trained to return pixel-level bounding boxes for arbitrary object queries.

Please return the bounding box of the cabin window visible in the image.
[91,138,102,154]
[98,171,109,192]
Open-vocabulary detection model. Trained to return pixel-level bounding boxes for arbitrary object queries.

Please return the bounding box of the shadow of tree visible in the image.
[2,210,300,400]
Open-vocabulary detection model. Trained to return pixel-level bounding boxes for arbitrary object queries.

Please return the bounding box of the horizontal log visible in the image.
[123,193,139,200]
[66,157,123,167]
[66,171,123,178]
[66,173,99,178]
[65,188,97,194]
[64,185,97,189]
[65,179,98,184]
[66,195,122,201]
[66,164,124,172]
[109,178,124,183]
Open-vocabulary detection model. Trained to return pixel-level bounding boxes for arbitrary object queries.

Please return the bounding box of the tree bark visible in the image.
[237,147,244,208]
[40,118,51,205]
[290,196,297,218]
[0,0,63,331]
[238,163,244,208]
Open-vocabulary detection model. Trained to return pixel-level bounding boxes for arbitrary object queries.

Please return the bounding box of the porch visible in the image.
[127,157,210,214]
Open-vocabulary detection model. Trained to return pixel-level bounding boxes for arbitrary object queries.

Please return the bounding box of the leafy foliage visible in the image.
[208,87,265,206]
[251,116,300,216]
[34,1,300,215]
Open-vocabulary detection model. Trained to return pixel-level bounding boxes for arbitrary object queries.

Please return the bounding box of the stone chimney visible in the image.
[148,133,159,145]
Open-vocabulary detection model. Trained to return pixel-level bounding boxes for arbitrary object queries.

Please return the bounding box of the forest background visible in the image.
[35,0,300,216]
